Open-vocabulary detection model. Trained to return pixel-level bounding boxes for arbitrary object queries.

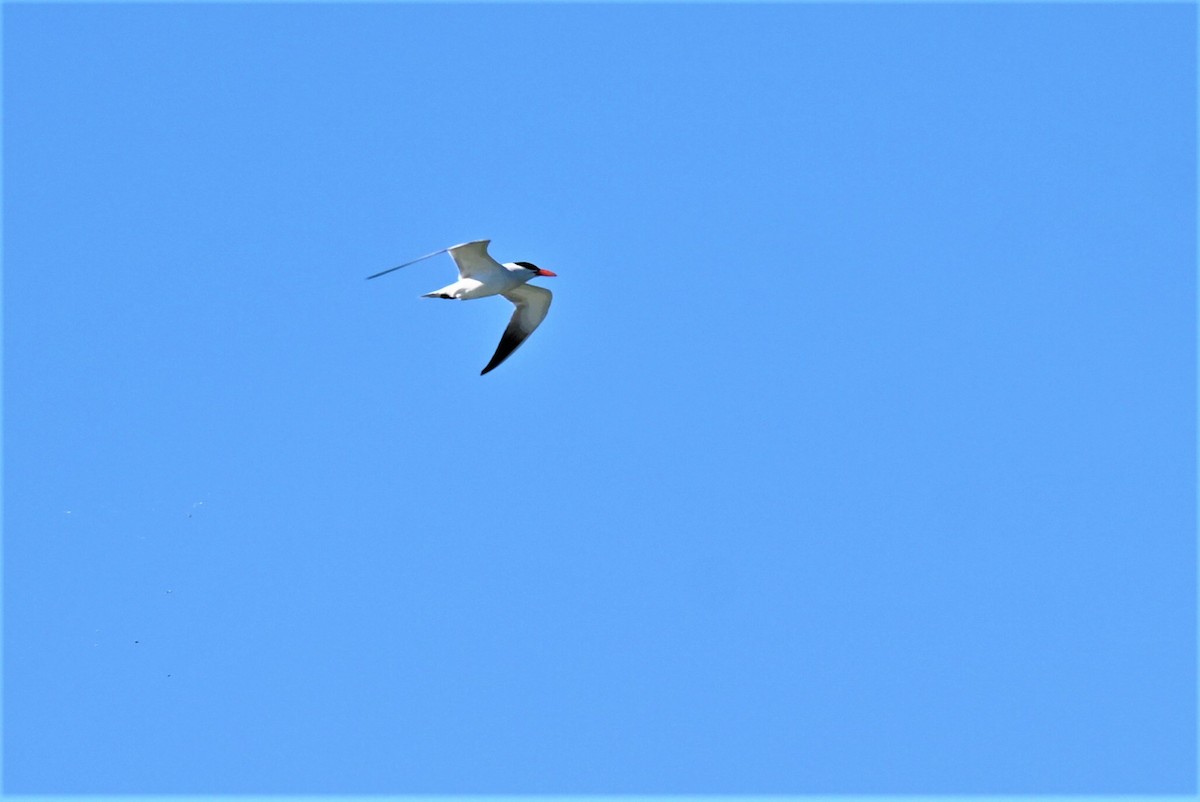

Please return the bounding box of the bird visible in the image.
[367,240,556,375]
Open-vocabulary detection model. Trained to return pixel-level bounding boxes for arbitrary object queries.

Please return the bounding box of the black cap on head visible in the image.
[514,261,540,271]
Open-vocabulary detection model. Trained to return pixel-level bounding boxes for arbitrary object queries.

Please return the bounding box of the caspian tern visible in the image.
[367,240,556,375]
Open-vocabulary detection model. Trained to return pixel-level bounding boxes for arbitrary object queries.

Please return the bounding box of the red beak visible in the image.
[536,269,557,277]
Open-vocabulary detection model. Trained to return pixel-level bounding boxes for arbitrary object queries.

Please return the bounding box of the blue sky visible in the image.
[3,2,1195,794]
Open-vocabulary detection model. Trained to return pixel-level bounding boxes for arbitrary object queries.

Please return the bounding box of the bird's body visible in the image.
[367,240,556,375]
[421,277,492,300]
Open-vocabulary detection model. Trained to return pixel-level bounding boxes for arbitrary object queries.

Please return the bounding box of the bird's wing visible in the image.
[447,240,505,280]
[481,284,553,375]
[366,239,502,281]
[365,246,451,280]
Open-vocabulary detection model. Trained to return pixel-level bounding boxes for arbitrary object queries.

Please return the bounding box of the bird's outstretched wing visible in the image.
[481,284,553,375]
[365,239,501,281]
[447,240,505,280]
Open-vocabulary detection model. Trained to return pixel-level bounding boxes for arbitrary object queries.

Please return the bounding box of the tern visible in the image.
[367,240,556,375]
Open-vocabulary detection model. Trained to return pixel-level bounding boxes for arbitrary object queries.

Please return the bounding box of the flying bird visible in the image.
[367,240,556,375]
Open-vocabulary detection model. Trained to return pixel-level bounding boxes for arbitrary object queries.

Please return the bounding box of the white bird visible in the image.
[367,240,556,375]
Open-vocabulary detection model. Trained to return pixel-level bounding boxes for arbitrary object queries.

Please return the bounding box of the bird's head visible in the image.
[513,261,557,278]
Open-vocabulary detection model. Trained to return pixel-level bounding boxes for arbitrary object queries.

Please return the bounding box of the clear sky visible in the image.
[3,2,1195,795]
